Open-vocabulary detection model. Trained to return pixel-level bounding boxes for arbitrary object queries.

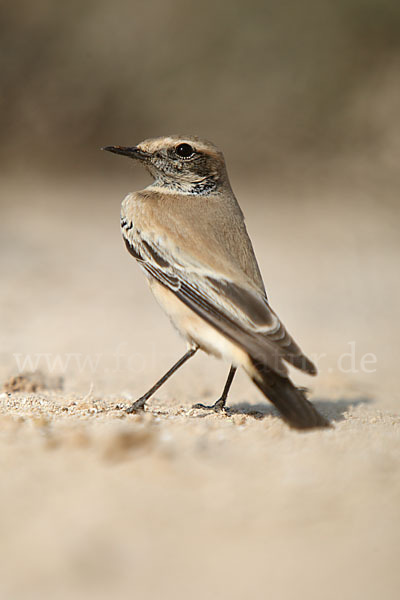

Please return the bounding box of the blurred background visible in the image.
[1,0,399,389]
[2,0,400,178]
[1,3,400,600]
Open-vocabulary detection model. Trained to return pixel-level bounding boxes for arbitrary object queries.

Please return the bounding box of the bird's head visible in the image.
[103,135,230,194]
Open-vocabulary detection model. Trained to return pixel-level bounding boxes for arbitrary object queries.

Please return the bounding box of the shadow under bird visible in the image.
[103,135,330,430]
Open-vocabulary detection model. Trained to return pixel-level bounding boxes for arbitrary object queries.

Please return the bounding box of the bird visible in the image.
[102,135,330,430]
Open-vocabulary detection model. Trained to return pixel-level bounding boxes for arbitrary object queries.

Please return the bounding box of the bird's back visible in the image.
[123,188,266,295]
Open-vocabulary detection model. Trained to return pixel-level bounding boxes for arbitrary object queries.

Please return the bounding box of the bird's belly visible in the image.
[148,278,250,368]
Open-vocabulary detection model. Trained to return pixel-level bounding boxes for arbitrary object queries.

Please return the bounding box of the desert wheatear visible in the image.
[103,136,329,429]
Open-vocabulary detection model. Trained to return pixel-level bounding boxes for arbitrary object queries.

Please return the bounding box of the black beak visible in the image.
[101,145,149,160]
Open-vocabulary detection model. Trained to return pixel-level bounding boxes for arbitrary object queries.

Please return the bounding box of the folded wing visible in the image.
[124,233,317,377]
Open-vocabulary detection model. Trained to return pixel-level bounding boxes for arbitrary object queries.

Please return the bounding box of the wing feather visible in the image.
[123,233,316,376]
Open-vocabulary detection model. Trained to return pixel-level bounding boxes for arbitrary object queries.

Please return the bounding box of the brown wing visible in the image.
[123,233,317,377]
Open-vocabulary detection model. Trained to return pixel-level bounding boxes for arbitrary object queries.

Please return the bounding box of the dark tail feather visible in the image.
[250,358,331,430]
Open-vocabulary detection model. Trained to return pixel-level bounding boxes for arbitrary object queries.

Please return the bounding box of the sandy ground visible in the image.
[0,171,399,600]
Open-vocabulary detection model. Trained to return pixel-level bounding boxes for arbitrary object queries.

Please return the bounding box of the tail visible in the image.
[250,358,331,430]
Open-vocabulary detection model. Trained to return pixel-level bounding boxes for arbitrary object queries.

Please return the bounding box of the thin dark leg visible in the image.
[126,347,198,413]
[193,365,237,412]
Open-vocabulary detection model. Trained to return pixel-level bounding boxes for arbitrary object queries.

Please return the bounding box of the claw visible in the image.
[192,398,227,412]
[126,397,147,414]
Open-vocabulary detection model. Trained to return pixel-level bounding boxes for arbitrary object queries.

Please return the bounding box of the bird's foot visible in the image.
[192,397,227,413]
[126,397,147,414]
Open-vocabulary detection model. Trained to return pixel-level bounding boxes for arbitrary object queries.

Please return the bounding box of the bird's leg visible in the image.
[126,347,198,413]
[193,365,237,412]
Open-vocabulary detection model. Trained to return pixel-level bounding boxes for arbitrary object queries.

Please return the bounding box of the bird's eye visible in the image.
[175,143,195,158]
